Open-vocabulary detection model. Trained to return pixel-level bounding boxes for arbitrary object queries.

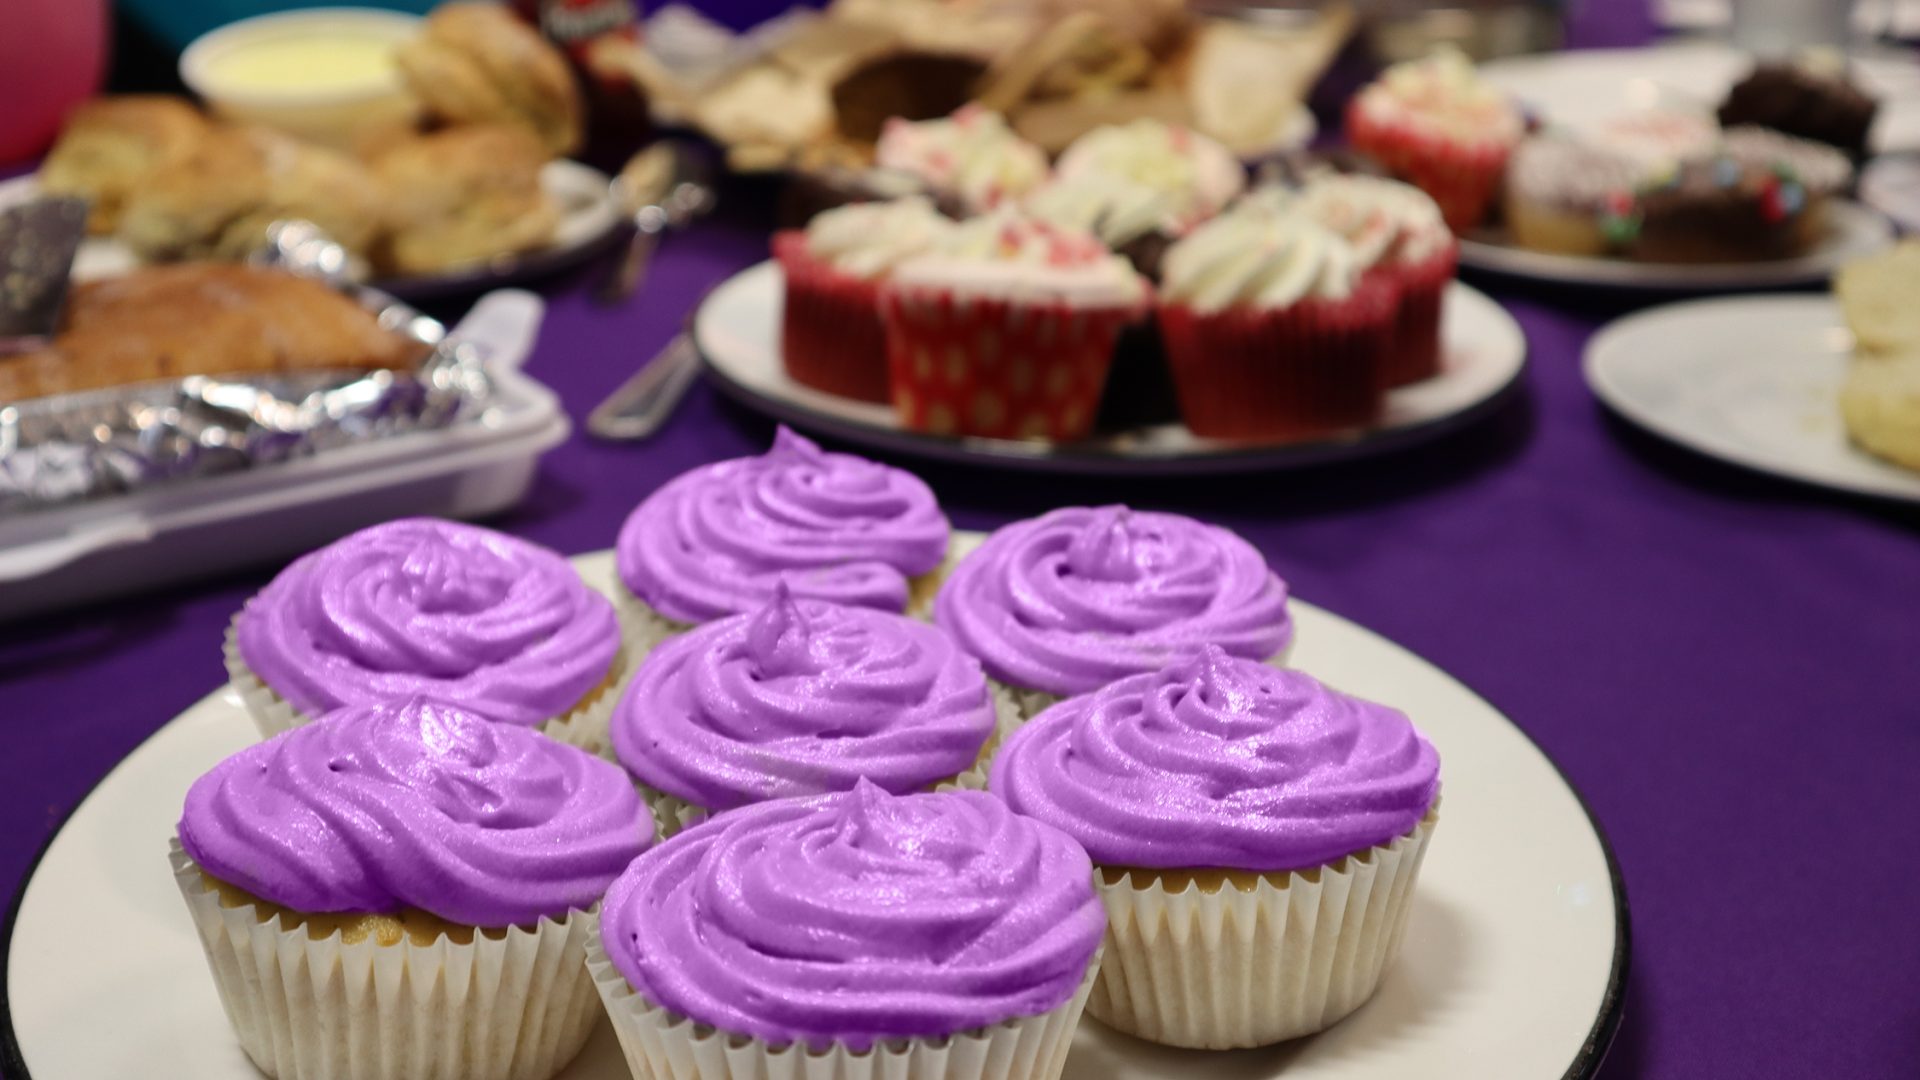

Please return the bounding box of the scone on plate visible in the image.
[1839,354,1920,472]
[396,1,583,156]
[117,127,384,262]
[39,95,212,234]
[371,124,561,274]
[1835,240,1920,358]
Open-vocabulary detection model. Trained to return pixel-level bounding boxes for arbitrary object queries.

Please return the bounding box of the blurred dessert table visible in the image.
[4,3,1918,1079]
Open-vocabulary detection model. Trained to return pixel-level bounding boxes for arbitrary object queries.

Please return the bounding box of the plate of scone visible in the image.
[1334,47,1901,291]
[1584,241,1920,502]
[2,455,1624,1078]
[10,5,622,299]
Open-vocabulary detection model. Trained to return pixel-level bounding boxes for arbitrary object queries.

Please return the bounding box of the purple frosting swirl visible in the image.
[990,646,1440,871]
[934,506,1292,696]
[179,697,652,927]
[600,780,1103,1049]
[236,518,619,727]
[615,428,949,623]
[612,584,996,810]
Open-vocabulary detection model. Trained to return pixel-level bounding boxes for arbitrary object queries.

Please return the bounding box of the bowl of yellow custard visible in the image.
[181,8,423,149]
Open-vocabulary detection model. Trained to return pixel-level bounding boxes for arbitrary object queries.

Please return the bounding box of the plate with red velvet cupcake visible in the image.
[691,254,1524,476]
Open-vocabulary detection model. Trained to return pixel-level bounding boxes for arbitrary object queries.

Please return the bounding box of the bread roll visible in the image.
[396,3,583,156]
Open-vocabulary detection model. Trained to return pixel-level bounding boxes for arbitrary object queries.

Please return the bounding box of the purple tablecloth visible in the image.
[6,3,1920,1078]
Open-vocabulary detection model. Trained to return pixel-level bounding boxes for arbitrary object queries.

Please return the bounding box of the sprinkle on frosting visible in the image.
[1160,206,1359,312]
[991,646,1440,871]
[933,506,1292,697]
[873,105,1050,213]
[1292,174,1453,268]
[599,781,1104,1049]
[612,583,998,810]
[1053,118,1247,229]
[236,518,619,727]
[616,427,949,623]
[889,208,1150,307]
[800,196,955,279]
[179,696,651,926]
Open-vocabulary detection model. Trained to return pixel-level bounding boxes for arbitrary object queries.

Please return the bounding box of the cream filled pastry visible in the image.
[179,696,651,927]
[991,646,1439,871]
[612,583,1000,814]
[595,781,1104,1050]
[873,105,1050,213]
[1053,118,1246,231]
[233,518,619,729]
[934,506,1291,701]
[616,427,949,623]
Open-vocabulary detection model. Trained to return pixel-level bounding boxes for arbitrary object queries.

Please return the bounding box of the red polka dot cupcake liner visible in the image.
[1382,241,1458,388]
[1158,276,1398,442]
[774,231,891,403]
[1347,102,1513,233]
[878,287,1146,441]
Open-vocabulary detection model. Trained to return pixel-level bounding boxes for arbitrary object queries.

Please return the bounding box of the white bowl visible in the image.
[180,7,423,149]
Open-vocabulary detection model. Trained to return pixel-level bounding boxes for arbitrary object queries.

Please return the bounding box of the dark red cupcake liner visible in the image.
[1347,102,1512,233]
[1381,241,1458,387]
[1158,276,1398,441]
[774,231,892,403]
[878,286,1145,441]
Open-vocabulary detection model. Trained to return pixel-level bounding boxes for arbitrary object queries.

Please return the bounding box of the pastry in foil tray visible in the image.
[0,264,422,403]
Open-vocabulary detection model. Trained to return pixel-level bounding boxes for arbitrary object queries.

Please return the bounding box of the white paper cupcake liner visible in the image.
[1088,806,1437,1050]
[631,682,1022,840]
[586,917,1099,1080]
[612,588,696,661]
[225,612,632,758]
[170,841,602,1080]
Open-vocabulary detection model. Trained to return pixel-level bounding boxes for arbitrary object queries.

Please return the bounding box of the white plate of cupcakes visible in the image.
[1342,47,1900,291]
[695,109,1527,476]
[2,433,1625,1080]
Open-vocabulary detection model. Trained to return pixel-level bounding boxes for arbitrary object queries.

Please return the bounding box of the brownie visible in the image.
[1718,61,1879,160]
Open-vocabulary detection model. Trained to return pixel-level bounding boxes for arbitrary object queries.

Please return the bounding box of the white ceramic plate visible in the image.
[694,262,1528,475]
[1457,199,1895,291]
[1,548,1626,1080]
[1477,43,1920,156]
[1584,294,1920,501]
[0,160,622,301]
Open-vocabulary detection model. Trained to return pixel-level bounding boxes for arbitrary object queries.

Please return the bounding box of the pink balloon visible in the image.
[0,0,108,166]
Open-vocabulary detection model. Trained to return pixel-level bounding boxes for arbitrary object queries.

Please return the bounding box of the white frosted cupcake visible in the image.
[589,782,1105,1080]
[880,209,1149,441]
[873,104,1050,213]
[991,647,1441,1049]
[1053,118,1247,234]
[772,196,955,402]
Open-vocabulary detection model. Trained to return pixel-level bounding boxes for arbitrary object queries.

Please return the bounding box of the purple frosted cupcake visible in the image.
[172,697,653,1080]
[611,583,1017,835]
[588,780,1104,1080]
[934,504,1291,717]
[615,427,951,646]
[992,647,1441,1049]
[227,517,625,752]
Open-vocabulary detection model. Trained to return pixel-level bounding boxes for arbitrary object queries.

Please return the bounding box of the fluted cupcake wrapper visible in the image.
[1089,805,1438,1050]
[586,918,1100,1080]
[224,614,635,759]
[633,683,1023,840]
[169,841,601,1080]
